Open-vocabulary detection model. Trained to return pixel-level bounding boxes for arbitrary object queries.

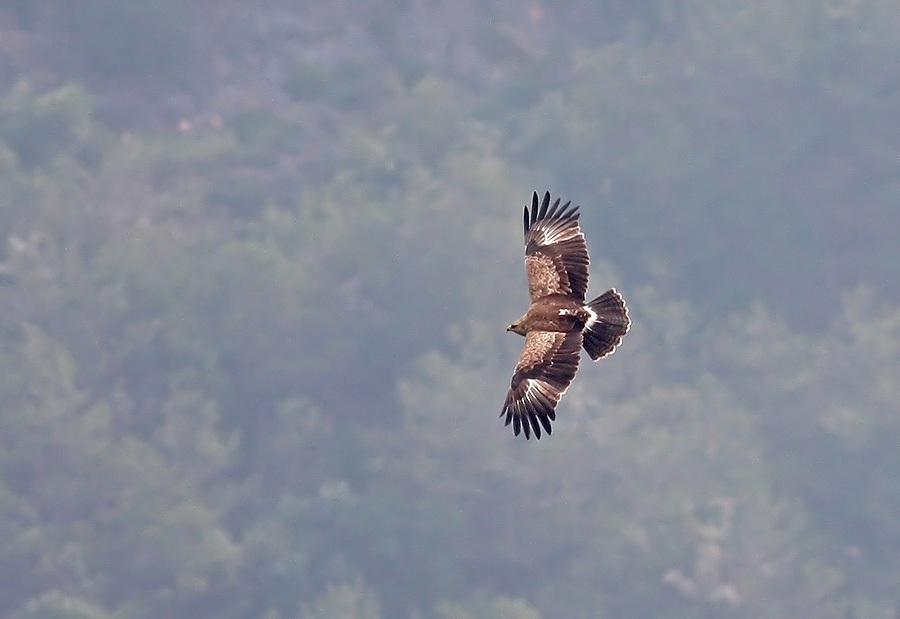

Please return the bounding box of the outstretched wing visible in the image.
[501,330,582,440]
[523,191,590,302]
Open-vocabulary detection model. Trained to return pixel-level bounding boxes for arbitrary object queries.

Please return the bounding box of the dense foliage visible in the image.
[0,1,898,617]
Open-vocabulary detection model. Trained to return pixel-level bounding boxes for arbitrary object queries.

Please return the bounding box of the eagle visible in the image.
[502,191,631,439]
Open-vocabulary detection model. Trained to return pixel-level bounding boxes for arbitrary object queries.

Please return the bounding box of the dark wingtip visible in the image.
[525,191,581,229]
[528,411,542,439]
[502,395,559,440]
[525,192,539,233]
[538,191,551,220]
[537,413,552,436]
[545,197,560,219]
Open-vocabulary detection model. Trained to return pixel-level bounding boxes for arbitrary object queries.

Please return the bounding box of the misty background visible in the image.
[0,1,898,617]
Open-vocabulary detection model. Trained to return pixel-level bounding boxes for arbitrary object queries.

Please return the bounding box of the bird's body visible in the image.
[501,191,631,439]
[508,294,589,334]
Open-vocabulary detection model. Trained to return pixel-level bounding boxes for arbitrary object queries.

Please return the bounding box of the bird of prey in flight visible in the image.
[502,191,631,439]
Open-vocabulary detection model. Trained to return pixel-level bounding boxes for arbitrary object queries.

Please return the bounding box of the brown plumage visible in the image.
[502,191,631,439]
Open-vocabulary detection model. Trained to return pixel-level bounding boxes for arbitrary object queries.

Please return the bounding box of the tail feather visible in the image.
[582,288,631,360]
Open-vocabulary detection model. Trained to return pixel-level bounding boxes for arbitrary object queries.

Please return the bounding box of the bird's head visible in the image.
[507,320,527,336]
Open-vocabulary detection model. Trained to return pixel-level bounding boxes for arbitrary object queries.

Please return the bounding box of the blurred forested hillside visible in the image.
[0,1,899,617]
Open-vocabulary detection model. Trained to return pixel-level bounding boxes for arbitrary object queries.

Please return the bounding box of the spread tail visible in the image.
[582,288,631,360]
